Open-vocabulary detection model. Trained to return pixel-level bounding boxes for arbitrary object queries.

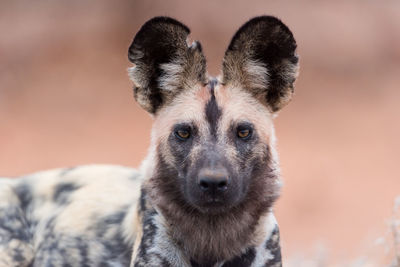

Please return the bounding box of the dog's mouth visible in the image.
[195,202,230,214]
[186,194,240,214]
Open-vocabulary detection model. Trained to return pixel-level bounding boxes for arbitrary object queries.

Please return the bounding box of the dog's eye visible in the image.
[175,129,190,140]
[237,129,250,138]
[237,127,252,139]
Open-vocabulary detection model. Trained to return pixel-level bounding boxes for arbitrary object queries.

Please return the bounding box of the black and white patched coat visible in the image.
[0,165,281,267]
[0,15,298,267]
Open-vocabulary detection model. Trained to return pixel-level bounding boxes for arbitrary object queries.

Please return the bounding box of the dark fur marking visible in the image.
[94,209,132,265]
[12,247,26,262]
[135,209,159,265]
[161,258,172,267]
[228,16,296,61]
[139,188,147,213]
[14,183,32,212]
[190,259,217,267]
[190,247,256,267]
[136,190,159,264]
[36,236,91,267]
[98,210,126,226]
[265,225,282,266]
[168,122,197,172]
[227,121,263,172]
[53,182,80,205]
[152,149,188,210]
[205,79,222,138]
[0,206,31,243]
[222,247,255,267]
[35,216,131,266]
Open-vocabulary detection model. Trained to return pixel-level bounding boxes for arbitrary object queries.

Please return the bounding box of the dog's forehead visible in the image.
[153,80,273,138]
[214,83,274,142]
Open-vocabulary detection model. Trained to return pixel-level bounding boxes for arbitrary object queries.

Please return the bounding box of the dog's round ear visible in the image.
[222,16,299,112]
[128,17,207,114]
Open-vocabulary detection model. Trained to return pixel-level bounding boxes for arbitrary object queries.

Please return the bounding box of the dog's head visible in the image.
[128,16,298,215]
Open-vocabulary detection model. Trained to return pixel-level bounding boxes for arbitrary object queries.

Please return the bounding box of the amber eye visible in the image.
[237,127,252,139]
[175,130,190,140]
[237,129,250,138]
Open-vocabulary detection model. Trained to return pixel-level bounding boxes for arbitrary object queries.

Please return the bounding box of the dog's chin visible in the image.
[187,198,240,215]
[183,187,245,215]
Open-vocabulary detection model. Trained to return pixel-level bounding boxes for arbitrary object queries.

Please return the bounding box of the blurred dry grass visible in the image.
[0,0,399,264]
[286,196,400,266]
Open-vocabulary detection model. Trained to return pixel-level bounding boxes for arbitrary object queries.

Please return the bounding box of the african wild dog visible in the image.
[0,16,298,267]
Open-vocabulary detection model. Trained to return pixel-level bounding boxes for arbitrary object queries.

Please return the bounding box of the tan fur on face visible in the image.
[151,82,275,150]
[152,85,210,140]
[214,83,274,143]
[151,84,212,167]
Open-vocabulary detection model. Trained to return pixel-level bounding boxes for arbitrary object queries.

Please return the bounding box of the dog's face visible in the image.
[150,81,277,213]
[128,16,298,214]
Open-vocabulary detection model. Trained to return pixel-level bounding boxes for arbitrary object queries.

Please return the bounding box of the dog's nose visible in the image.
[198,169,229,193]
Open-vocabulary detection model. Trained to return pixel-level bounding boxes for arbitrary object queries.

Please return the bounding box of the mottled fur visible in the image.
[0,166,140,267]
[0,15,298,267]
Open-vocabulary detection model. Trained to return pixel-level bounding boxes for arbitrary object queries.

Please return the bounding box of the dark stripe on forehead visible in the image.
[205,79,222,137]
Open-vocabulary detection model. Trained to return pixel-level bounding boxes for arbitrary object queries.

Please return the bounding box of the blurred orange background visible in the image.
[1,0,399,264]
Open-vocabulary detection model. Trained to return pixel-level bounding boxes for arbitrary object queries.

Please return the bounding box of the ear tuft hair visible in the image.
[222,16,299,112]
[128,17,207,114]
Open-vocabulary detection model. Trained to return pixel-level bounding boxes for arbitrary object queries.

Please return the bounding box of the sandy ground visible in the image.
[1,0,400,264]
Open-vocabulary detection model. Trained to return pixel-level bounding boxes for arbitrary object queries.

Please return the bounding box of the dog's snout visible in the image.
[198,169,229,193]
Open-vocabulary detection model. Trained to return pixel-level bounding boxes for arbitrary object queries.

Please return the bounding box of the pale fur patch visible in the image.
[215,84,274,143]
[243,60,270,92]
[51,166,141,235]
[128,64,154,112]
[279,58,299,84]
[151,85,209,141]
[158,61,185,92]
[127,64,148,91]
[251,213,277,267]
[148,85,215,168]
[0,179,19,206]
[272,58,300,111]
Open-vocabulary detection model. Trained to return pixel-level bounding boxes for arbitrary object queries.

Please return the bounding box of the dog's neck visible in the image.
[134,185,280,266]
[144,180,275,264]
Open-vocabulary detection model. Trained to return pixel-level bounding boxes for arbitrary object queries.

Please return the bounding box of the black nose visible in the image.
[198,171,229,193]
